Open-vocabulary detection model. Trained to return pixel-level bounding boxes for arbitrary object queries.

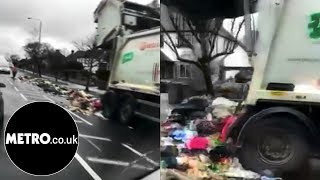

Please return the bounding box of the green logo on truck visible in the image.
[122,52,134,64]
[308,13,320,39]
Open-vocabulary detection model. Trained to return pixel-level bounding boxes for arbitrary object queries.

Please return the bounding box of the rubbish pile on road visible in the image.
[67,90,102,116]
[160,96,264,180]
[18,75,103,116]
[19,76,69,95]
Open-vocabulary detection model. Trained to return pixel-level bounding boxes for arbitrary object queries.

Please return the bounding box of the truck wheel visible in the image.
[119,95,137,124]
[239,122,308,174]
[101,90,119,120]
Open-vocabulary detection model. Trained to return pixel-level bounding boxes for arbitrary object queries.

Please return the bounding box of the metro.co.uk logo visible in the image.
[4,102,79,176]
[5,133,78,145]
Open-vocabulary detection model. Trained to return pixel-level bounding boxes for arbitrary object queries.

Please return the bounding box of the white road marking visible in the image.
[87,157,153,171]
[21,93,43,97]
[7,80,13,85]
[79,134,111,142]
[14,87,19,92]
[67,110,93,126]
[121,143,158,166]
[93,112,108,120]
[128,126,134,130]
[84,138,102,152]
[43,95,54,103]
[43,95,93,126]
[75,120,83,123]
[75,153,102,180]
[30,95,92,126]
[24,97,48,102]
[22,94,47,100]
[20,93,28,101]
[22,92,46,97]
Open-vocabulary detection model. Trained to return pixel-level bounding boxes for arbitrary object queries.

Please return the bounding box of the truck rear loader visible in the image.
[227,0,320,175]
[102,28,160,124]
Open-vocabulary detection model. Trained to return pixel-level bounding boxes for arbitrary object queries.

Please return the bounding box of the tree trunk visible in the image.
[199,63,214,96]
[32,64,35,75]
[65,72,69,81]
[85,73,91,92]
[85,60,93,92]
[37,64,42,78]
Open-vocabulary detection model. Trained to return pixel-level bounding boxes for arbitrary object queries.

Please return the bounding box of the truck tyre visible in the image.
[119,95,137,124]
[239,119,308,174]
[101,90,119,120]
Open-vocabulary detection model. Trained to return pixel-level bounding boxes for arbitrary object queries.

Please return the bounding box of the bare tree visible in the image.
[24,41,54,77]
[73,35,105,92]
[161,6,246,95]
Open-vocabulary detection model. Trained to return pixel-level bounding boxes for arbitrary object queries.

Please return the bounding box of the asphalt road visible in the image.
[0,73,160,180]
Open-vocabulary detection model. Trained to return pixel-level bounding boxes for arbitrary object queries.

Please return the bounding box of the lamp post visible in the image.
[27,17,42,76]
[27,17,42,44]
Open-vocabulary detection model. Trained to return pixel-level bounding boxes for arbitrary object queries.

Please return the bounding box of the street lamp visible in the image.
[27,17,42,75]
[27,17,42,44]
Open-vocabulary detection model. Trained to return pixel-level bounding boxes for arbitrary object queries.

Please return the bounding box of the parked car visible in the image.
[0,82,6,137]
[0,65,10,74]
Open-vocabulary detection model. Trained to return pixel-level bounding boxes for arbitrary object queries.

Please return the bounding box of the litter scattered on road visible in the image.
[161,96,263,180]
[19,75,103,116]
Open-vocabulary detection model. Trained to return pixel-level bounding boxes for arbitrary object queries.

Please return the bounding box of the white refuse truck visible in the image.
[226,0,320,174]
[102,28,160,124]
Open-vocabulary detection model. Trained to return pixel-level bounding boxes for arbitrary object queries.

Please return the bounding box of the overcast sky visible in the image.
[0,0,154,58]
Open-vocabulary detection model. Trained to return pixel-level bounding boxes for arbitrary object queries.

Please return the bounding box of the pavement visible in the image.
[160,93,175,121]
[0,72,160,180]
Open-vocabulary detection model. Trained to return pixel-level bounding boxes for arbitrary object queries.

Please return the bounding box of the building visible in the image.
[67,50,107,74]
[160,3,253,97]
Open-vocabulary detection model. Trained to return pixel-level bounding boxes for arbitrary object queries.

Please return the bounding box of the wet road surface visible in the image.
[0,73,160,180]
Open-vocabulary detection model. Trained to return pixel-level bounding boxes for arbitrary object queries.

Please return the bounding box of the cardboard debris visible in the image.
[67,90,102,116]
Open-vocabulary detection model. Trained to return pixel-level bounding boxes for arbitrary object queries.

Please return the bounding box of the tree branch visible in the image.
[186,18,201,43]
[178,57,201,69]
[161,25,199,66]
[164,41,176,52]
[161,24,179,57]
[210,51,234,61]
[208,19,223,57]
[225,19,236,51]
[168,12,193,49]
[220,26,247,52]
[232,19,245,50]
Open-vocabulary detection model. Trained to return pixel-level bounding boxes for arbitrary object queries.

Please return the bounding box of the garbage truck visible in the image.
[226,0,320,174]
[102,27,160,124]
